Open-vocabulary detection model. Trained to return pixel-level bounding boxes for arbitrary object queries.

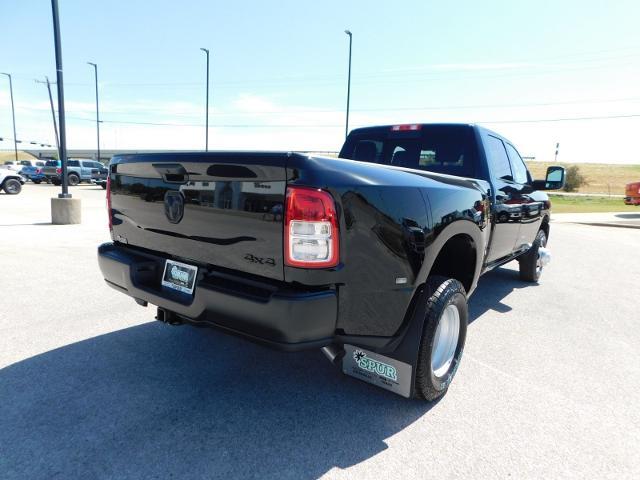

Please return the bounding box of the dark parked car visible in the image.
[91,165,108,189]
[97,123,565,401]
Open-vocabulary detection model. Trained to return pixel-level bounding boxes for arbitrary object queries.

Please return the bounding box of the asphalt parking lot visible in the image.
[1,183,639,479]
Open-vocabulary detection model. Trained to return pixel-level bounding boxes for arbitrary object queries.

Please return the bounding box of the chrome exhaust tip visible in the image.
[321,344,344,365]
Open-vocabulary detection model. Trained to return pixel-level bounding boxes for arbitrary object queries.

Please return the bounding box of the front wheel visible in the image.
[519,229,548,282]
[3,178,22,195]
[414,276,468,401]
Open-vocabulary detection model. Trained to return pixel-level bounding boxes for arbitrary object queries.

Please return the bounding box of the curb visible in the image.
[564,221,640,230]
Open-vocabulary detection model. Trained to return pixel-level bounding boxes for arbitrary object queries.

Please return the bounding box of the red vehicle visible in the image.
[624,181,640,205]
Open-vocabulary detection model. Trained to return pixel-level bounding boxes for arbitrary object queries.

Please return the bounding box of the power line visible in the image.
[56,112,640,128]
[480,113,640,124]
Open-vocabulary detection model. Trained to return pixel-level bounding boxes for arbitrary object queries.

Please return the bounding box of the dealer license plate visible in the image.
[161,259,198,294]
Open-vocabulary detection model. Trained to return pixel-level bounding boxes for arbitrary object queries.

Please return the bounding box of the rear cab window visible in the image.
[504,143,530,184]
[339,124,479,178]
[484,135,513,181]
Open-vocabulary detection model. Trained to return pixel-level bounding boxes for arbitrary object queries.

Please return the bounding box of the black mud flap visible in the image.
[342,287,428,398]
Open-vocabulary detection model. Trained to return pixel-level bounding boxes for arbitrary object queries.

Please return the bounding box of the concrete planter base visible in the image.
[51,197,82,224]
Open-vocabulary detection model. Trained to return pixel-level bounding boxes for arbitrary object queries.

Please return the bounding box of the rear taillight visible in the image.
[284,186,339,268]
[106,174,112,231]
[36,168,41,174]
[56,167,61,174]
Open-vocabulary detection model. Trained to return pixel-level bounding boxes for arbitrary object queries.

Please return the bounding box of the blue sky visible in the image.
[1,0,640,163]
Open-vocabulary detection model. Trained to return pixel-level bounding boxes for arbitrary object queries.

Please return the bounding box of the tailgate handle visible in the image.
[152,163,188,183]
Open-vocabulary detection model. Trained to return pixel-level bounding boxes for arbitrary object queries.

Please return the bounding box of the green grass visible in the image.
[549,194,638,213]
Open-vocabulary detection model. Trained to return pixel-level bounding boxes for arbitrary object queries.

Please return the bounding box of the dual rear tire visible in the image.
[414,276,468,401]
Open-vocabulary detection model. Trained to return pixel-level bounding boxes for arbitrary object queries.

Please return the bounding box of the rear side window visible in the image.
[68,160,80,167]
[505,143,529,184]
[485,135,512,181]
[340,125,478,177]
[350,140,383,163]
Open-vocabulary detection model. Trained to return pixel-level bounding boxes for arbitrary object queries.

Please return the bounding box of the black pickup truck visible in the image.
[98,123,564,401]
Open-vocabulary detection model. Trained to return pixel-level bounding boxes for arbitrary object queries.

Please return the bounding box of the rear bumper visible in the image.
[97,242,338,351]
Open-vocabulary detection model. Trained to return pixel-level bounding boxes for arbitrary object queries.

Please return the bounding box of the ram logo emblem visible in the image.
[164,191,184,224]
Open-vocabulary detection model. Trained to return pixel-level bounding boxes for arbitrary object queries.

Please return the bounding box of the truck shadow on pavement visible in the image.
[468,266,531,322]
[0,267,529,480]
[1,323,434,479]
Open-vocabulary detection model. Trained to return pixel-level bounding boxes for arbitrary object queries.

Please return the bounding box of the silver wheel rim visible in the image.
[536,232,547,275]
[431,304,460,378]
[7,181,18,193]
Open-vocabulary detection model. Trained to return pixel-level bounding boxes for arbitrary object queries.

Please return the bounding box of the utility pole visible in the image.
[87,62,100,162]
[35,77,60,159]
[344,30,353,140]
[554,142,560,163]
[51,0,71,198]
[200,48,210,151]
[0,72,18,161]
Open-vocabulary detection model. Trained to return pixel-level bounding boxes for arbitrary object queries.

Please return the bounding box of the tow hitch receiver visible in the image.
[342,345,413,398]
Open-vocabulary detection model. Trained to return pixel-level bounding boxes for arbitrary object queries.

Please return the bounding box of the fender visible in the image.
[413,219,485,298]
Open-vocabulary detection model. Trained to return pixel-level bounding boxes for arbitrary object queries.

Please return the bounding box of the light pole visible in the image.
[35,77,60,159]
[51,0,70,198]
[344,30,352,140]
[87,62,100,162]
[0,72,18,162]
[200,47,210,151]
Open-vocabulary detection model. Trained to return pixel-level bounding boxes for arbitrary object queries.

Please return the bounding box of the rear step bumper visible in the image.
[98,242,337,351]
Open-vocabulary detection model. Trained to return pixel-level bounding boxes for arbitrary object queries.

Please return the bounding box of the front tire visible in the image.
[414,276,468,401]
[3,178,22,195]
[519,229,547,282]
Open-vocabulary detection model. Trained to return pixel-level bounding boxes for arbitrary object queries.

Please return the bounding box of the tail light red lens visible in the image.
[36,168,41,174]
[284,186,339,268]
[106,174,112,231]
[56,167,61,174]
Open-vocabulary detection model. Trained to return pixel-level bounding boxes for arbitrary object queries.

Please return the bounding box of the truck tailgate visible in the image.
[109,152,288,281]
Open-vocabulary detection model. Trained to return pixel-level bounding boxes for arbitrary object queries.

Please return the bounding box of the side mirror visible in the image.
[532,166,565,190]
